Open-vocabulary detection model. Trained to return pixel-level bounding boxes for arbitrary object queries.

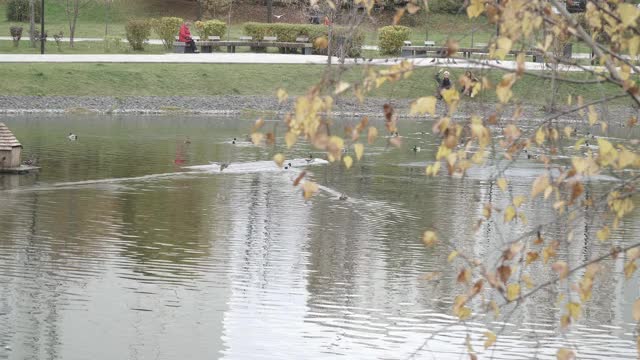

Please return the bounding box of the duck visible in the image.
[22,158,37,166]
[305,154,314,164]
[232,137,237,145]
[68,133,78,141]
[412,145,421,153]
[339,193,348,201]
[284,162,292,170]
[220,163,230,172]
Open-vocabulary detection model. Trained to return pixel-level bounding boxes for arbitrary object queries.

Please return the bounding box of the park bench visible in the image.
[173,35,313,55]
[217,36,313,55]
[401,44,544,62]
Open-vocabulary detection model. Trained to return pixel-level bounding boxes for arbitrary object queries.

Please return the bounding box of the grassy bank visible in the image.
[0,63,623,106]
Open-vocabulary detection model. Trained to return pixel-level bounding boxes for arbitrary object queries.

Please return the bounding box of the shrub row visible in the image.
[243,22,364,57]
[378,25,410,55]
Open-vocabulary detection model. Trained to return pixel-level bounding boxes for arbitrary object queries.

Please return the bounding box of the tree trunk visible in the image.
[267,0,272,23]
[66,0,80,48]
[29,0,36,47]
[105,0,110,36]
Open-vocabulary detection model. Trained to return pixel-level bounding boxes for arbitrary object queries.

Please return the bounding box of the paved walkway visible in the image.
[0,53,606,73]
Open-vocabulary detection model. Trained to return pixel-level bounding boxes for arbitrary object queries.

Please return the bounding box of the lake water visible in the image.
[0,114,638,360]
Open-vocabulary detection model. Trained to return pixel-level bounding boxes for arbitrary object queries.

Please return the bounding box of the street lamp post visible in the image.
[40,0,44,54]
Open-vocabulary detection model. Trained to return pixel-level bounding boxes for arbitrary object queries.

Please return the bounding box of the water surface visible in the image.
[0,114,638,360]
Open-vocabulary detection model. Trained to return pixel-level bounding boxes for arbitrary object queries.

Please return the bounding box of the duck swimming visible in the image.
[68,133,78,141]
[232,137,237,145]
[220,163,230,172]
[339,193,348,201]
[412,145,421,153]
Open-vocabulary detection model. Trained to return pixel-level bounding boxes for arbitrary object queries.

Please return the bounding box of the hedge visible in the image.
[378,25,410,56]
[6,0,40,22]
[428,0,465,14]
[243,22,364,57]
[125,19,151,51]
[151,17,183,49]
[194,20,227,39]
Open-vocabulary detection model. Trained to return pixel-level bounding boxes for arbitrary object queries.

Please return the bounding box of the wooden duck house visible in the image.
[0,122,37,174]
[0,122,22,169]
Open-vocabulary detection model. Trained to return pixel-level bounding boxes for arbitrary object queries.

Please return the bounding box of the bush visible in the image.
[243,22,364,57]
[428,0,465,14]
[104,35,123,52]
[10,25,22,47]
[194,20,227,39]
[6,0,40,22]
[125,19,151,51]
[378,25,411,55]
[151,17,183,49]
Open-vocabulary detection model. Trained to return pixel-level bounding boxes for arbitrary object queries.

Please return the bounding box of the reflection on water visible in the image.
[0,114,638,360]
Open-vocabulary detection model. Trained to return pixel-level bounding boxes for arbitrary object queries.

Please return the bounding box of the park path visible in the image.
[0,52,605,73]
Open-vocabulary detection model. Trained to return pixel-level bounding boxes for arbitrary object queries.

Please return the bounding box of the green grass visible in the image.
[0,63,625,107]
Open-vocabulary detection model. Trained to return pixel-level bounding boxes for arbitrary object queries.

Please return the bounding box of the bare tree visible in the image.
[29,0,36,48]
[63,0,94,48]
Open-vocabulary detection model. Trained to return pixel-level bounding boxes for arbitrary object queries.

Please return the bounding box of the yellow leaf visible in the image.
[495,37,513,60]
[285,132,297,149]
[625,261,637,279]
[447,250,458,263]
[597,138,618,167]
[467,0,484,18]
[596,226,610,242]
[535,128,546,146]
[276,88,288,104]
[426,162,440,176]
[251,132,264,145]
[484,331,497,349]
[302,181,319,200]
[410,96,437,116]
[343,155,353,169]
[513,195,526,208]
[496,73,515,104]
[504,205,516,223]
[273,153,285,168]
[531,174,550,199]
[522,274,534,289]
[334,81,350,95]
[629,36,640,58]
[354,143,364,161]
[441,87,459,105]
[422,231,438,246]
[497,177,508,192]
[566,302,581,320]
[526,251,539,265]
[253,118,265,131]
[618,3,640,27]
[367,127,378,145]
[507,283,520,301]
[543,245,556,264]
[617,147,636,169]
[588,105,598,125]
[457,306,472,320]
[557,348,576,360]
[632,298,640,321]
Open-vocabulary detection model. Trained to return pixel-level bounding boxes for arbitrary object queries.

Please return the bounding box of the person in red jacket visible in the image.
[179,21,198,53]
